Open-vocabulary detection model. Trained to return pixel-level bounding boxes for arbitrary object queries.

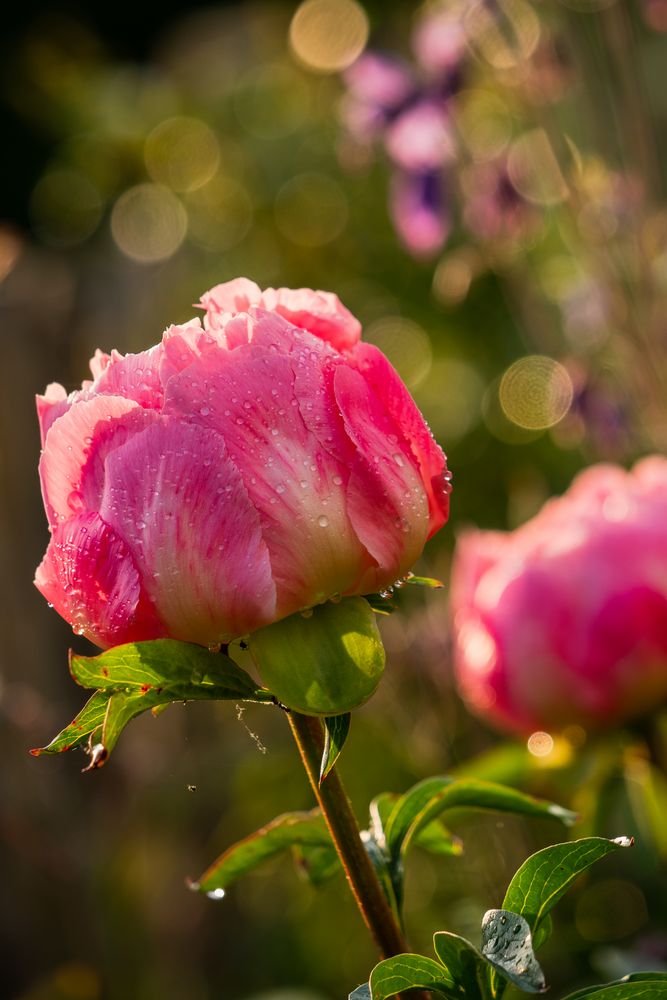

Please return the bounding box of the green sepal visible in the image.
[248,597,385,716]
[319,713,351,784]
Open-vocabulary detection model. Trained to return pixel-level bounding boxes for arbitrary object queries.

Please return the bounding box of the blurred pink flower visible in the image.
[390,170,450,256]
[35,279,450,649]
[412,7,467,77]
[384,100,456,172]
[451,458,667,734]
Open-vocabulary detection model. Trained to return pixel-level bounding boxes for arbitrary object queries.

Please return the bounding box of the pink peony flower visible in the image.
[451,457,667,735]
[36,278,450,650]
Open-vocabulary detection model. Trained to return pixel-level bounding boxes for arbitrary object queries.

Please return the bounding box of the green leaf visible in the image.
[384,776,576,871]
[560,973,667,1000]
[29,690,110,757]
[369,792,462,858]
[433,931,488,999]
[369,954,458,1000]
[69,638,267,699]
[501,836,634,936]
[480,910,545,994]
[319,713,351,784]
[248,597,385,715]
[293,842,340,887]
[349,986,371,1000]
[191,810,332,896]
[31,639,273,767]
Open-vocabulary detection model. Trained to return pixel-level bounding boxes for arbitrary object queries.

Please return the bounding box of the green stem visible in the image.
[288,711,413,961]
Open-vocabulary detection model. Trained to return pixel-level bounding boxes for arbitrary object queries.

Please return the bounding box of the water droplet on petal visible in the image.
[393,453,405,467]
[317,515,329,527]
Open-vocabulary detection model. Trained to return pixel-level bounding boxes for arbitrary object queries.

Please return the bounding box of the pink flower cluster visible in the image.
[35,279,450,650]
[451,458,667,734]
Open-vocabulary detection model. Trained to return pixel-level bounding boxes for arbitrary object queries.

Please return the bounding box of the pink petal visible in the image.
[92,344,164,409]
[261,286,361,352]
[99,417,277,644]
[200,278,263,329]
[39,395,156,528]
[34,511,163,649]
[333,364,430,583]
[89,349,112,379]
[352,342,450,538]
[163,336,368,613]
[36,383,69,446]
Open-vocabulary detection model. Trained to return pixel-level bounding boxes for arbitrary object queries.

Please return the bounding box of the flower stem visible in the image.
[288,710,410,959]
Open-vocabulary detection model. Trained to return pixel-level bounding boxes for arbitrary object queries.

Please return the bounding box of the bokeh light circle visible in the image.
[111,183,188,263]
[499,355,573,430]
[144,117,220,192]
[289,0,369,73]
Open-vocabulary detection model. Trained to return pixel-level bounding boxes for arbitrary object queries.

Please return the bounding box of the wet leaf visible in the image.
[500,836,634,937]
[69,638,266,700]
[319,713,351,784]
[31,639,273,767]
[560,973,667,999]
[481,910,545,994]
[369,954,458,1000]
[349,985,371,1000]
[191,809,332,895]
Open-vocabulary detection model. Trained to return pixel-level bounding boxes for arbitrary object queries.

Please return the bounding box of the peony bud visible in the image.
[451,457,667,735]
[36,278,450,651]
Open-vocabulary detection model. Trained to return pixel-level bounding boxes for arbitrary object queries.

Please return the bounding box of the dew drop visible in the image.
[299,480,308,489]
[206,888,226,901]
[276,484,286,495]
[333,475,343,486]
[200,406,210,417]
[393,453,405,467]
[207,642,221,654]
[317,515,329,528]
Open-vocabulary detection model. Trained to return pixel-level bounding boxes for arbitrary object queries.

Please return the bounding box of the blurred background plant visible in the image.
[3,1,667,998]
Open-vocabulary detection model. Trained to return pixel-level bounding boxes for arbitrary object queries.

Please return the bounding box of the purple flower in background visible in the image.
[339,6,469,258]
[391,170,450,257]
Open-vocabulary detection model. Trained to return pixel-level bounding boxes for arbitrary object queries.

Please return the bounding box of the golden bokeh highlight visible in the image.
[455,90,512,162]
[111,183,188,263]
[289,0,369,73]
[464,0,540,71]
[527,731,554,757]
[186,175,253,252]
[144,116,220,192]
[275,172,348,247]
[499,355,573,430]
[30,168,103,247]
[433,249,482,305]
[508,130,568,205]
[365,316,433,390]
